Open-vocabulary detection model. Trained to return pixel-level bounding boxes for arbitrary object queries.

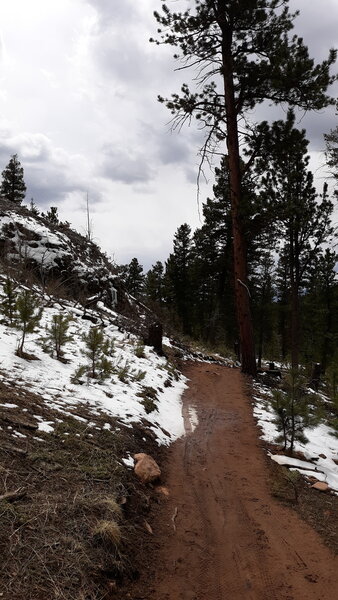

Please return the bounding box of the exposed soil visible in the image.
[128,362,338,600]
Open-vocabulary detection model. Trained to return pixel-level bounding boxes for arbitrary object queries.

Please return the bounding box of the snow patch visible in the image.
[37,421,55,433]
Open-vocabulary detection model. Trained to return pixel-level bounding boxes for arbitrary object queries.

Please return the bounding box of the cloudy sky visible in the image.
[0,1,337,270]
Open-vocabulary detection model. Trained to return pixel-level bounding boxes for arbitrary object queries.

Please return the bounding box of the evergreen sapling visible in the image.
[270,370,319,453]
[16,290,42,356]
[0,278,18,326]
[73,326,114,381]
[42,313,73,360]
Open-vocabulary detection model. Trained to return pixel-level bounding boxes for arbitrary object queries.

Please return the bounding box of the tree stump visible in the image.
[144,322,163,356]
[310,363,321,391]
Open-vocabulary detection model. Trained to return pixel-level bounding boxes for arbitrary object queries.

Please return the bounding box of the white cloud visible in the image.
[0,0,336,268]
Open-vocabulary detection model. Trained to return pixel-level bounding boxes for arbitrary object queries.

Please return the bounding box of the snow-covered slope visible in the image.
[253,380,338,493]
[0,200,188,449]
[0,285,187,446]
[0,198,119,308]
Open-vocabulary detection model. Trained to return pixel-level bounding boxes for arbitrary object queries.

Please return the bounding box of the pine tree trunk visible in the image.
[290,226,300,370]
[221,31,256,376]
[19,327,26,355]
[290,284,300,369]
[321,285,332,372]
[258,323,263,370]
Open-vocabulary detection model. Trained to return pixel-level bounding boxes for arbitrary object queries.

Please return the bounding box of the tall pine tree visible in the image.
[254,112,334,368]
[152,0,336,375]
[165,224,193,336]
[145,261,164,304]
[125,258,145,298]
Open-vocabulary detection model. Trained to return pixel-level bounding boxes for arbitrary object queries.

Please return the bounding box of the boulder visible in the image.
[134,453,161,483]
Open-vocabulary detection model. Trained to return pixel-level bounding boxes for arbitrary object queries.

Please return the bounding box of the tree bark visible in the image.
[220,21,256,376]
[289,221,300,370]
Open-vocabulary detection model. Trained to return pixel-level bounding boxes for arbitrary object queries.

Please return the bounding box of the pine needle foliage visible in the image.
[0,154,26,204]
[270,370,319,453]
[16,290,42,355]
[0,277,18,326]
[42,313,73,360]
[80,326,114,380]
[152,0,337,375]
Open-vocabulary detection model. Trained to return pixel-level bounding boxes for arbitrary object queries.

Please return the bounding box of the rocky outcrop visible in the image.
[0,198,120,310]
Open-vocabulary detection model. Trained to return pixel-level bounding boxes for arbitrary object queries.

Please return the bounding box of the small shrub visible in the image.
[134,342,145,358]
[117,361,130,383]
[99,355,114,380]
[41,312,73,360]
[133,369,146,382]
[99,497,122,519]
[74,326,114,381]
[16,290,42,356]
[137,386,159,414]
[270,370,319,453]
[0,277,18,326]
[271,467,301,504]
[163,360,180,381]
[71,364,87,384]
[92,520,122,548]
[141,397,157,414]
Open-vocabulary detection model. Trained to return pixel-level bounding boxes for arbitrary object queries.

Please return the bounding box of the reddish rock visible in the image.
[134,453,161,483]
[155,485,170,497]
[311,481,329,492]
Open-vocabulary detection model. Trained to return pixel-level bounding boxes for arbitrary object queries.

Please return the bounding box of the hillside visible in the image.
[0,202,188,599]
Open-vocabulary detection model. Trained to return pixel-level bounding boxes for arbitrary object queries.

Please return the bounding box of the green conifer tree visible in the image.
[152,0,337,375]
[45,206,59,227]
[42,313,73,360]
[254,112,334,368]
[29,198,40,216]
[0,154,26,204]
[0,278,18,326]
[145,261,164,303]
[125,258,145,298]
[271,371,319,453]
[81,326,113,379]
[16,290,42,356]
[165,224,193,336]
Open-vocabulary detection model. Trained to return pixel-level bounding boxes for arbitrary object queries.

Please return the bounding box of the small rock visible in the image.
[155,485,170,496]
[144,520,153,534]
[134,453,161,483]
[319,453,327,459]
[311,481,329,492]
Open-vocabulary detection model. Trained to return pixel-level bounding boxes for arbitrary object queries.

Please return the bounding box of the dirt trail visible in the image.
[139,363,338,600]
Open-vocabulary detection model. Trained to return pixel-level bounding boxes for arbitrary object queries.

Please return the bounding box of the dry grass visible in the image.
[92,520,122,548]
[0,376,163,599]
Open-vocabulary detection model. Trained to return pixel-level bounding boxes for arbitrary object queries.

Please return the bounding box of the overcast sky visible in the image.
[0,1,337,270]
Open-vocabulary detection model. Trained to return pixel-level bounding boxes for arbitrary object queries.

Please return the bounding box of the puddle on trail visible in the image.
[182,404,199,434]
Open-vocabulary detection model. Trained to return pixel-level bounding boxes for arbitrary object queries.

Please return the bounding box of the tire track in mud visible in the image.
[136,363,338,600]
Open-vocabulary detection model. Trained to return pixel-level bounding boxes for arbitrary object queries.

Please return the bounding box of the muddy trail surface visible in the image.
[132,362,338,600]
